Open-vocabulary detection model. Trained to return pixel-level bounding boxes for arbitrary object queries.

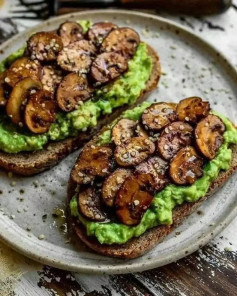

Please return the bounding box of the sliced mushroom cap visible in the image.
[25,89,57,134]
[142,103,177,131]
[100,27,140,59]
[41,65,63,94]
[135,156,169,193]
[57,73,93,112]
[59,21,84,46]
[78,187,106,222]
[195,114,225,159]
[87,22,117,45]
[112,118,136,145]
[135,123,149,139]
[27,32,63,61]
[0,72,10,107]
[90,52,128,84]
[169,146,204,185]
[177,97,210,123]
[6,78,42,125]
[5,57,42,88]
[114,136,155,167]
[71,145,113,184]
[57,40,96,73]
[74,40,97,54]
[157,121,193,160]
[102,168,131,207]
[115,175,153,226]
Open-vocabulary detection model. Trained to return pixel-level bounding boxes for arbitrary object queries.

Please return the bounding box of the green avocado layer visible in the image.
[70,109,237,245]
[0,40,152,153]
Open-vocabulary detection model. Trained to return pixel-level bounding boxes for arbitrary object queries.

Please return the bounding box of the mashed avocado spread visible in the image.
[70,108,237,244]
[0,29,152,153]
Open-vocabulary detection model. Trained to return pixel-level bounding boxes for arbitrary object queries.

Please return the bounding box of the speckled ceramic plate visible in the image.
[0,10,237,275]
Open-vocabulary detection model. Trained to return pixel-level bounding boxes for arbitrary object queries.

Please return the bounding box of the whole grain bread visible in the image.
[0,44,161,176]
[67,144,237,259]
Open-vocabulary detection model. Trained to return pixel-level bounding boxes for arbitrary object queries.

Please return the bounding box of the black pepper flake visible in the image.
[42,214,47,221]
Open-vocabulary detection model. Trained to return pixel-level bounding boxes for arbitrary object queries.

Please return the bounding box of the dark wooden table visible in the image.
[0,1,236,295]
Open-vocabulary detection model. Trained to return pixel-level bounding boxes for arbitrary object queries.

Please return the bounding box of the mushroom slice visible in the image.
[195,114,225,159]
[102,168,131,207]
[112,118,136,145]
[135,156,169,193]
[6,78,42,125]
[5,57,42,88]
[71,145,113,184]
[27,32,63,61]
[41,65,63,94]
[90,52,128,84]
[78,187,106,222]
[87,22,117,45]
[0,72,11,107]
[57,73,93,112]
[115,137,155,167]
[57,40,96,73]
[59,21,84,46]
[142,103,177,131]
[177,97,210,123]
[169,146,204,185]
[157,121,193,160]
[115,175,153,226]
[25,90,57,134]
[135,123,149,139]
[100,27,140,58]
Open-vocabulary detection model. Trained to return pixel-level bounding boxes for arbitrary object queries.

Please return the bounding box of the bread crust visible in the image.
[67,145,237,259]
[0,44,161,176]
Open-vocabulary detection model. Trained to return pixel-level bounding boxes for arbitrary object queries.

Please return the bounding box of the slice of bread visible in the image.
[0,44,161,176]
[67,140,237,259]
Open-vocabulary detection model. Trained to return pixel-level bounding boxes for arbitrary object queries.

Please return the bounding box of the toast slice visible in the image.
[0,44,161,176]
[66,139,237,259]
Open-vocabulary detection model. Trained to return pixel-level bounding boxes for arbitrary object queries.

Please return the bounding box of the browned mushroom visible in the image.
[4,57,42,88]
[142,103,177,131]
[195,114,225,159]
[78,187,106,222]
[57,73,93,112]
[0,72,10,107]
[176,97,210,123]
[112,118,136,145]
[57,40,96,73]
[41,65,63,94]
[157,121,193,160]
[71,145,113,184]
[59,21,84,46]
[25,89,57,134]
[135,123,149,139]
[90,52,128,84]
[169,146,204,185]
[6,78,42,125]
[101,168,131,207]
[27,32,63,61]
[100,28,140,59]
[114,137,155,167]
[135,156,169,193]
[115,175,153,226]
[87,22,117,45]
